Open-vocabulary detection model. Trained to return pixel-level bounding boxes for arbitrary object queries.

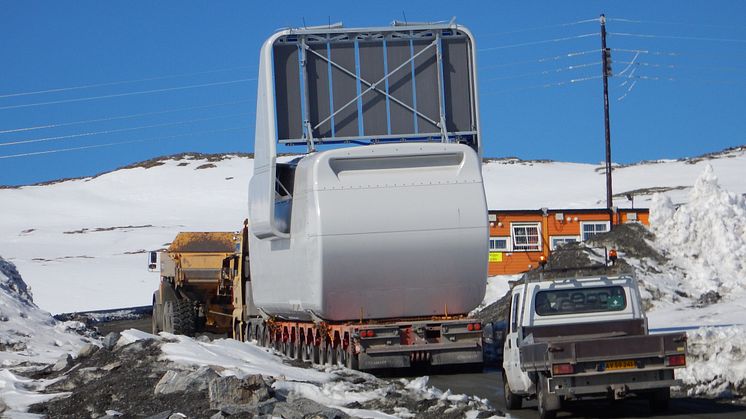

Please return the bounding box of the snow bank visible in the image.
[650,165,746,297]
[679,326,746,397]
[0,256,89,366]
[0,256,92,415]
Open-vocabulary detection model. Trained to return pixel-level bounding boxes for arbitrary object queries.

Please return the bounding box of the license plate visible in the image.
[604,360,636,370]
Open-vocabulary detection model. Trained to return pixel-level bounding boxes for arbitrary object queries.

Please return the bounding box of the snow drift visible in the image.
[650,165,746,296]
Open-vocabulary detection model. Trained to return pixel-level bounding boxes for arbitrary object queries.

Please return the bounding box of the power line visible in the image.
[482,61,600,82]
[479,49,600,70]
[0,78,256,111]
[0,113,249,147]
[478,33,599,52]
[482,75,602,95]
[613,48,680,57]
[616,60,746,73]
[0,99,252,134]
[607,17,744,30]
[480,18,598,37]
[0,66,255,99]
[609,32,746,44]
[0,126,250,160]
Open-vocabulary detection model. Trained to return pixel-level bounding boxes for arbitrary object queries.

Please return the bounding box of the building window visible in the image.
[512,223,541,252]
[550,236,580,250]
[581,221,610,241]
[489,237,510,252]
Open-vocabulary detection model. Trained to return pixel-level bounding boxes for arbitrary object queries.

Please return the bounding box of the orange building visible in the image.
[487,208,649,276]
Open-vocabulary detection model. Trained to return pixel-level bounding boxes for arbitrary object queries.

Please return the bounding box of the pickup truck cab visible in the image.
[502,275,687,419]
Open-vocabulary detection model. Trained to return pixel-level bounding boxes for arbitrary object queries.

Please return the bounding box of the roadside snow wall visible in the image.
[650,165,746,296]
[0,255,88,365]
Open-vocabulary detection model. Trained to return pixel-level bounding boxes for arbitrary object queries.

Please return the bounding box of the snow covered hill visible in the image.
[1,147,745,313]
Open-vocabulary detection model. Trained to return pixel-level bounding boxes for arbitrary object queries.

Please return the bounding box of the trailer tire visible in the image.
[345,348,359,370]
[649,388,670,413]
[537,376,558,419]
[503,373,522,410]
[325,343,335,366]
[335,345,346,367]
[260,325,269,347]
[312,343,321,365]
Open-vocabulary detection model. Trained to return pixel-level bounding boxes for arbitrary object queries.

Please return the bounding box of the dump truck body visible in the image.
[151,232,238,335]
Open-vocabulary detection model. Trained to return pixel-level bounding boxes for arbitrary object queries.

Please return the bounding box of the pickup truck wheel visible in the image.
[537,377,558,419]
[649,388,670,413]
[503,374,522,410]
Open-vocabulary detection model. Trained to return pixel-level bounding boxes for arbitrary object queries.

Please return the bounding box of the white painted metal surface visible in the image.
[248,23,488,321]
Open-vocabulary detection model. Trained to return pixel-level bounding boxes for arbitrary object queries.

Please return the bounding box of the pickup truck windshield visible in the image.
[535,286,626,316]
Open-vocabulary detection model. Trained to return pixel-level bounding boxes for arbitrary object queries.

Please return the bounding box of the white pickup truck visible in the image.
[502,275,687,419]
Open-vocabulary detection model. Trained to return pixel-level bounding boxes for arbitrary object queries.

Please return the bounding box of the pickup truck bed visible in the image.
[519,319,686,397]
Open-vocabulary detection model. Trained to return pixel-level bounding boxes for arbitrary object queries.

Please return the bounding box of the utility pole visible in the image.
[600,14,614,219]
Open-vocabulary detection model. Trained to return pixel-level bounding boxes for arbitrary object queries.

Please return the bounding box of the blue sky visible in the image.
[1,0,745,185]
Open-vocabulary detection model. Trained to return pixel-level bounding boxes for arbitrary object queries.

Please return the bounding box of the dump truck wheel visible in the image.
[162,299,195,336]
[151,293,162,334]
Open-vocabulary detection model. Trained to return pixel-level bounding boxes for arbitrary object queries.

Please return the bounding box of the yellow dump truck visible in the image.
[151,230,250,336]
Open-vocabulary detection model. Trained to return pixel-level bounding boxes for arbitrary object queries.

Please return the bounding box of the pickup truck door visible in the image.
[504,292,532,393]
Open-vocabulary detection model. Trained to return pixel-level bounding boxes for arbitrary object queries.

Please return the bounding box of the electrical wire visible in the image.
[0,99,252,134]
[0,78,256,111]
[482,61,600,82]
[0,66,255,99]
[612,48,680,57]
[616,52,640,76]
[607,17,743,30]
[609,32,746,44]
[478,33,599,52]
[0,113,249,147]
[480,18,599,37]
[479,49,601,70]
[0,126,250,159]
[482,75,602,95]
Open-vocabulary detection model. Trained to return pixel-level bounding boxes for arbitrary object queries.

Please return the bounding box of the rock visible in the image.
[219,398,276,416]
[197,335,212,343]
[155,367,220,396]
[696,290,721,307]
[102,361,122,371]
[168,414,187,419]
[272,397,348,419]
[105,410,123,417]
[102,332,121,350]
[145,411,172,419]
[77,343,99,358]
[52,354,72,372]
[208,375,273,411]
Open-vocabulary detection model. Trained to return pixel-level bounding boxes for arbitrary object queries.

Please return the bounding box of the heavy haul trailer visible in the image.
[152,20,489,370]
